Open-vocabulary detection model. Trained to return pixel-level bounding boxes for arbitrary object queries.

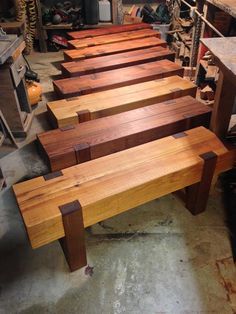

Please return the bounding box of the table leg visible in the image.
[210,71,235,138]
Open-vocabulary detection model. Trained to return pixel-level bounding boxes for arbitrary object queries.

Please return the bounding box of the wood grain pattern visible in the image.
[13,127,234,249]
[64,37,167,61]
[67,23,152,39]
[54,60,184,98]
[39,96,212,171]
[68,29,160,49]
[61,47,175,77]
[48,76,197,128]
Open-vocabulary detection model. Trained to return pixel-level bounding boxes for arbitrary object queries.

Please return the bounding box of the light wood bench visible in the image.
[13,127,234,271]
[54,60,184,98]
[48,76,197,128]
[68,29,160,49]
[61,46,175,77]
[39,96,212,171]
[64,37,167,61]
[67,23,152,40]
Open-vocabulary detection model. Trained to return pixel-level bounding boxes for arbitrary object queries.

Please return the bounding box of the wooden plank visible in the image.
[68,29,160,49]
[13,127,234,249]
[67,23,152,39]
[61,47,175,77]
[64,37,167,61]
[54,60,184,98]
[38,96,212,171]
[48,76,197,128]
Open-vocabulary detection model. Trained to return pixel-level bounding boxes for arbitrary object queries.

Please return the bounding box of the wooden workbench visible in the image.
[207,0,236,18]
[201,37,236,138]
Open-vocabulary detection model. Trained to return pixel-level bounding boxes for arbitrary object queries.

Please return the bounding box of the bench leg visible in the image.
[186,151,217,215]
[59,200,87,272]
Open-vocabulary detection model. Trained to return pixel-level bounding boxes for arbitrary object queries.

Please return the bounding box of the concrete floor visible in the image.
[0,52,236,314]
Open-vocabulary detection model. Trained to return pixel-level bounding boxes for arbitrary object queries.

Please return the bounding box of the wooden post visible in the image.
[74,143,91,164]
[59,200,87,272]
[186,151,217,215]
[210,71,235,138]
[77,110,91,123]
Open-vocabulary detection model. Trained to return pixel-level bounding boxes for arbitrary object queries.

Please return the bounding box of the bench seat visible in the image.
[39,96,211,171]
[64,37,166,61]
[68,29,160,49]
[54,60,184,98]
[61,46,175,77]
[48,76,197,128]
[13,127,234,270]
[67,23,152,40]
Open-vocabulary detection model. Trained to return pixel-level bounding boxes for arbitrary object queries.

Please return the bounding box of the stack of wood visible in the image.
[170,13,194,67]
[123,5,143,24]
[12,23,234,273]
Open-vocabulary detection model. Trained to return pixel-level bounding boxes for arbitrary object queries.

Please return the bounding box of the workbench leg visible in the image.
[210,71,235,138]
[186,151,217,215]
[59,200,87,272]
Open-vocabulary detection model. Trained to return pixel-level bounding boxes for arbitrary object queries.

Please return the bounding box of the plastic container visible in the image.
[84,0,99,25]
[152,23,171,41]
[99,0,111,22]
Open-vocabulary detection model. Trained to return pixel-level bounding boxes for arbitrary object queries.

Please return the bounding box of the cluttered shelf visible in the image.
[43,22,113,30]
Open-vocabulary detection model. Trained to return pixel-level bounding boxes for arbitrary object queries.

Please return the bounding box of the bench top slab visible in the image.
[67,23,152,39]
[64,37,167,61]
[48,76,197,128]
[62,46,175,77]
[68,29,160,49]
[39,96,212,171]
[53,59,184,98]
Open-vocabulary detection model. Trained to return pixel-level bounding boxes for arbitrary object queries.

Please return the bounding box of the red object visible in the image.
[52,35,68,47]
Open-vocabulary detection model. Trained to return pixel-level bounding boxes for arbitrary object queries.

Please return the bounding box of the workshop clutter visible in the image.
[41,1,83,27]
[124,3,171,25]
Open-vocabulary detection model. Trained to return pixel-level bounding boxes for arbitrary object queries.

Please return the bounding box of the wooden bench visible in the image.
[67,23,152,39]
[68,29,160,49]
[54,60,184,98]
[48,76,197,128]
[61,47,175,77]
[38,96,212,171]
[64,37,167,61]
[13,127,234,271]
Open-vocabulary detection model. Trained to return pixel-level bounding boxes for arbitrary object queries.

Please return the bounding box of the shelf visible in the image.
[43,23,73,30]
[43,22,114,31]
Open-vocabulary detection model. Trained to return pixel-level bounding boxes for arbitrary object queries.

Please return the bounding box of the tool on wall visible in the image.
[15,0,37,54]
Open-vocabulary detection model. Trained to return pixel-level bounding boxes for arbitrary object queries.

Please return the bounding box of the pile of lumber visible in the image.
[13,23,234,272]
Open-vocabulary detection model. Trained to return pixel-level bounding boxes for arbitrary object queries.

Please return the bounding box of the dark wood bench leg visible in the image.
[186,151,217,215]
[59,200,87,272]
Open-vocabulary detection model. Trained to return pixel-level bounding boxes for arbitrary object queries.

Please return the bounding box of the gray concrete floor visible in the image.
[0,52,236,314]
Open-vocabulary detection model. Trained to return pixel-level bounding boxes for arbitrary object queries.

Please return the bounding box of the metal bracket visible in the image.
[60,125,75,131]
[43,171,63,181]
[172,132,188,139]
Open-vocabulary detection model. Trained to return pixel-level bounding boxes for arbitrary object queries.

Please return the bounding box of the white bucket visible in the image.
[152,23,171,41]
[99,0,111,22]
